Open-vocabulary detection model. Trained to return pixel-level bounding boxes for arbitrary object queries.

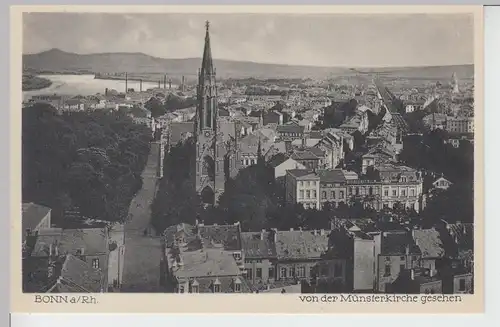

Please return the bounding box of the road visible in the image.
[120,142,163,292]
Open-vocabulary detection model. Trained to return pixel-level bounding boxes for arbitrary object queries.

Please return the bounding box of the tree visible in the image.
[145,97,165,118]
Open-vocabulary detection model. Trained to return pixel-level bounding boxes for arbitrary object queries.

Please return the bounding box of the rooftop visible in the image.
[274,229,329,260]
[241,231,277,259]
[22,202,51,239]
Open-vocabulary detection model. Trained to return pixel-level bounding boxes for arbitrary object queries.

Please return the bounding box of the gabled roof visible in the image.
[316,169,347,183]
[47,254,105,293]
[277,121,304,134]
[274,230,329,260]
[32,228,108,257]
[241,232,277,259]
[22,202,51,233]
[286,169,319,180]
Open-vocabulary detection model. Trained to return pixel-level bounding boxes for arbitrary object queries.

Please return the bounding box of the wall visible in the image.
[276,260,318,282]
[319,184,348,208]
[353,238,375,291]
[244,258,275,285]
[378,254,420,292]
[275,159,305,179]
[420,280,443,294]
[296,179,320,209]
[453,273,473,294]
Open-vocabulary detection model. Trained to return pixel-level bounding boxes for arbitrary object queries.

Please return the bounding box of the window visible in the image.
[410,189,415,196]
[400,256,405,261]
[339,191,344,199]
[191,285,199,293]
[401,189,406,197]
[384,264,391,277]
[92,258,99,269]
[459,279,466,292]
[322,191,327,199]
[349,187,353,195]
[290,267,295,277]
[355,187,360,196]
[298,181,303,187]
[247,268,253,280]
[384,190,389,196]
[256,268,262,279]
[400,264,405,272]
[334,263,342,277]
[296,266,306,278]
[312,190,317,199]
[401,177,407,182]
[306,190,310,199]
[369,187,373,195]
[310,266,315,278]
[306,181,310,187]
[251,159,255,165]
[392,190,397,196]
[213,284,221,293]
[331,191,336,199]
[299,190,304,199]
[179,286,185,293]
[245,159,249,166]
[280,267,287,279]
[233,252,242,260]
[269,267,275,279]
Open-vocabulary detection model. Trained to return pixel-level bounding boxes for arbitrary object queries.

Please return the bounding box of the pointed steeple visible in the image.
[201,21,214,76]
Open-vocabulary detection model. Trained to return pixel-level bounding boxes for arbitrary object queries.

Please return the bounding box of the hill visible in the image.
[23,48,474,80]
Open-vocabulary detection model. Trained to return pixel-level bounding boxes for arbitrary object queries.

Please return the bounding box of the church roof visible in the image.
[201,21,214,77]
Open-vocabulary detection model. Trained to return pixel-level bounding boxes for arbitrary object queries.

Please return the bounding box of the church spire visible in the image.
[201,21,214,76]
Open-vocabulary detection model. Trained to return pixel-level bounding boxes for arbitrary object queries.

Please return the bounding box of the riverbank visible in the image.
[22,75,52,91]
[94,74,166,84]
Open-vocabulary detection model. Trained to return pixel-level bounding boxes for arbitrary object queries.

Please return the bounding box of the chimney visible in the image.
[195,219,199,226]
[405,244,410,255]
[260,229,265,240]
[313,230,317,236]
[54,245,59,256]
[429,269,435,277]
[410,269,415,280]
[320,229,325,236]
[125,73,128,94]
[49,243,53,256]
[271,228,278,243]
[289,228,294,231]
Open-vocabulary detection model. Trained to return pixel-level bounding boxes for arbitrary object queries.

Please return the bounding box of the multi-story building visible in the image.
[273,228,329,283]
[285,169,321,209]
[377,233,421,292]
[290,148,326,170]
[276,121,305,141]
[241,230,277,287]
[445,116,474,134]
[346,179,383,210]
[162,221,250,293]
[317,169,348,209]
[378,163,424,212]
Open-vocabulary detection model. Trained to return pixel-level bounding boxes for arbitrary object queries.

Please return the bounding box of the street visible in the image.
[120,142,163,292]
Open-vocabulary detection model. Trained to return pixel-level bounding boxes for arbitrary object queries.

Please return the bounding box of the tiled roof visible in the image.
[163,223,196,248]
[274,230,329,260]
[22,203,51,241]
[291,149,320,161]
[412,228,446,258]
[241,232,277,259]
[49,254,105,293]
[381,233,421,256]
[317,169,347,183]
[32,228,108,257]
[277,122,304,134]
[189,276,252,293]
[198,224,242,251]
[170,248,241,279]
[267,153,290,168]
[287,169,318,179]
[169,122,194,145]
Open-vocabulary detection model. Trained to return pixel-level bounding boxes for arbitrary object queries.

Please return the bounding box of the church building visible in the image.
[168,22,240,205]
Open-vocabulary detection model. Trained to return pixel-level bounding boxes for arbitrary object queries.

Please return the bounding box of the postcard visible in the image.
[11,5,484,314]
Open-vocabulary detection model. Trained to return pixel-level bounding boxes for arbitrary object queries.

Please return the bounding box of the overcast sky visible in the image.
[23,13,474,67]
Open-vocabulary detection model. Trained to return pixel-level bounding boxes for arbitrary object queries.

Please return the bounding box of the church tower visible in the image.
[195,21,225,205]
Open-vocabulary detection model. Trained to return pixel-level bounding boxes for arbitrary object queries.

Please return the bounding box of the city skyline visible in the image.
[23,13,474,68]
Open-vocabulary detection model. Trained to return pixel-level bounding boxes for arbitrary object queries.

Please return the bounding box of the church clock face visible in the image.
[204,130,211,138]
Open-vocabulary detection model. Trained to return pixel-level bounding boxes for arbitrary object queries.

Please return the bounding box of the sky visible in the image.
[23,13,474,67]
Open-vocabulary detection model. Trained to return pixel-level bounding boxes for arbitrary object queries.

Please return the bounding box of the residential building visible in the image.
[391,268,442,294]
[241,230,277,287]
[268,153,306,179]
[377,233,421,292]
[317,169,348,209]
[290,148,325,170]
[446,116,474,134]
[162,222,250,293]
[432,176,453,191]
[314,132,345,169]
[285,169,321,209]
[273,228,329,283]
[263,111,284,126]
[346,179,383,210]
[276,121,305,141]
[378,163,424,212]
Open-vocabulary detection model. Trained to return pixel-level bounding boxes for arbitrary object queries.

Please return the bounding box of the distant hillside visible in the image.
[23,48,474,80]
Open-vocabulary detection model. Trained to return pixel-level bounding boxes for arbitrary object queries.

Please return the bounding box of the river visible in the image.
[23,74,170,101]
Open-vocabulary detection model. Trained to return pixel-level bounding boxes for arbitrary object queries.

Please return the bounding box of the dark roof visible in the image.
[169,122,194,146]
[274,230,329,260]
[286,169,318,179]
[32,228,108,257]
[291,149,320,161]
[277,122,304,134]
[22,202,51,233]
[200,22,214,76]
[163,223,196,248]
[198,224,242,251]
[375,221,408,233]
[317,169,347,183]
[48,254,105,292]
[308,147,326,157]
[267,153,290,168]
[381,233,421,256]
[241,232,277,259]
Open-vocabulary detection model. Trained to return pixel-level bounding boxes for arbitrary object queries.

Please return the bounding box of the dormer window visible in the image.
[233,277,242,292]
[213,278,221,293]
[233,252,242,261]
[191,279,199,293]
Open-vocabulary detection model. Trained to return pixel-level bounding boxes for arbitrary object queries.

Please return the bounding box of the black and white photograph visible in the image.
[19,9,477,299]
